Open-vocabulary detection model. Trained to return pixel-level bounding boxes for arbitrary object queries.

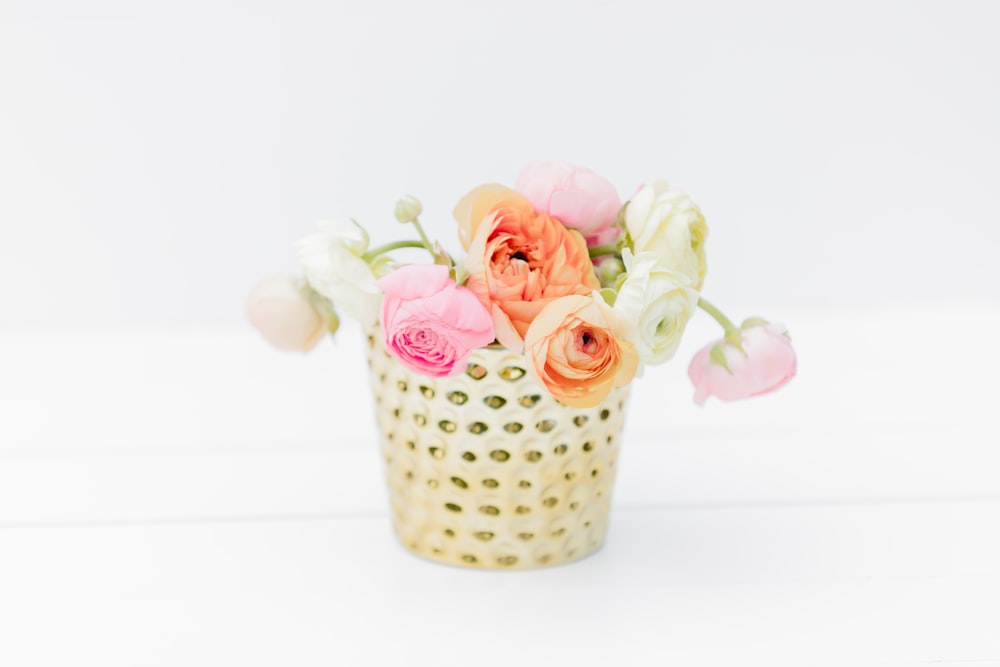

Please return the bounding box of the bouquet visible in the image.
[248,160,797,407]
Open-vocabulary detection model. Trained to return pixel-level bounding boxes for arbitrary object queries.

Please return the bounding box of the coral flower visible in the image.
[453,183,532,251]
[524,294,639,408]
[461,188,601,351]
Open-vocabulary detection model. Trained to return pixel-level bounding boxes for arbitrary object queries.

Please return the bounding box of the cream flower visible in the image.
[246,276,333,352]
[624,180,708,289]
[612,249,698,366]
[297,220,380,326]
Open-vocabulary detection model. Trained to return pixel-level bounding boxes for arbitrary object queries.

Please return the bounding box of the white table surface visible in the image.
[1,304,998,666]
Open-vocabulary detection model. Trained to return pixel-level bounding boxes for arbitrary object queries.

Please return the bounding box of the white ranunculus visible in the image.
[624,180,708,289]
[296,220,380,326]
[612,249,698,367]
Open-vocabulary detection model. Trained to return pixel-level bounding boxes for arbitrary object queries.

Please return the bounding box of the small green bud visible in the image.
[394,195,423,223]
[596,257,626,287]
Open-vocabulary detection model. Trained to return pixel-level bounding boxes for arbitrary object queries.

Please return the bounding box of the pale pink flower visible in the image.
[516,160,622,247]
[246,276,330,352]
[377,264,495,378]
[688,322,797,405]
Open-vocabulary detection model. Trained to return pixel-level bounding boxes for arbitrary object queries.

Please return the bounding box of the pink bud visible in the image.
[688,322,797,405]
[516,160,622,247]
[246,276,328,352]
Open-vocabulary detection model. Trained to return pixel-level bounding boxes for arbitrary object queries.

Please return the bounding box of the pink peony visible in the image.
[377,264,495,378]
[688,322,797,405]
[246,276,330,352]
[516,160,622,247]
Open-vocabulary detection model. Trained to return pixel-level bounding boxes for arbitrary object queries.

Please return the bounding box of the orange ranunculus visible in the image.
[453,184,533,251]
[462,190,601,351]
[523,294,639,408]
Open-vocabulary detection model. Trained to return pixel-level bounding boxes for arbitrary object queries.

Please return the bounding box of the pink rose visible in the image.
[688,322,797,405]
[246,276,332,352]
[377,264,495,378]
[516,160,622,247]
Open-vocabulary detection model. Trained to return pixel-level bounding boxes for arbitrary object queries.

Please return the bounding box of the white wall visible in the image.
[2,0,998,329]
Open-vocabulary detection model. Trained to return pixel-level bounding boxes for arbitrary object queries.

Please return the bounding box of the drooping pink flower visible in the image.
[377,264,495,378]
[688,322,797,405]
[516,160,622,247]
[246,276,330,352]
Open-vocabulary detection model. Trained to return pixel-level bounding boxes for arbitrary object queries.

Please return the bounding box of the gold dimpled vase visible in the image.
[366,331,630,569]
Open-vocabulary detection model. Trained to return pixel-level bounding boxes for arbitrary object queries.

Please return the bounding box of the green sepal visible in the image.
[617,201,634,252]
[325,307,341,336]
[369,254,397,279]
[740,316,769,330]
[349,218,370,249]
[724,328,746,355]
[597,288,617,307]
[710,341,734,375]
[451,262,469,286]
[432,241,453,268]
[299,282,341,338]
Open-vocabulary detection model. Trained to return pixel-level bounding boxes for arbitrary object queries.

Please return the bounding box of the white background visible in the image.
[1,1,999,665]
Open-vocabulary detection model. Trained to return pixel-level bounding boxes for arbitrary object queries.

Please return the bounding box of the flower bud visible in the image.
[688,322,796,405]
[596,256,625,287]
[394,195,423,223]
[246,276,330,352]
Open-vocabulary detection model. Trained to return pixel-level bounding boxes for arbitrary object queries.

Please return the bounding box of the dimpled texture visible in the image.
[366,328,630,569]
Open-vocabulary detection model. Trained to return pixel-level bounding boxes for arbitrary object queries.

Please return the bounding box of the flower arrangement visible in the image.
[248,161,797,407]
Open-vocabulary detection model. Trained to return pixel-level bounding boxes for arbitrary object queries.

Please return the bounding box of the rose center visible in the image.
[511,251,528,262]
[577,329,598,354]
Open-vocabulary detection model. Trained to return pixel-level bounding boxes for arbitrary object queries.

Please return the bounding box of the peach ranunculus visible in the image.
[524,294,639,408]
[462,188,601,351]
[452,183,532,251]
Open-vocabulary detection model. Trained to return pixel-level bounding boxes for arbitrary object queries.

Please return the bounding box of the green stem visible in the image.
[410,217,435,254]
[361,240,427,262]
[697,297,739,334]
[588,244,619,258]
